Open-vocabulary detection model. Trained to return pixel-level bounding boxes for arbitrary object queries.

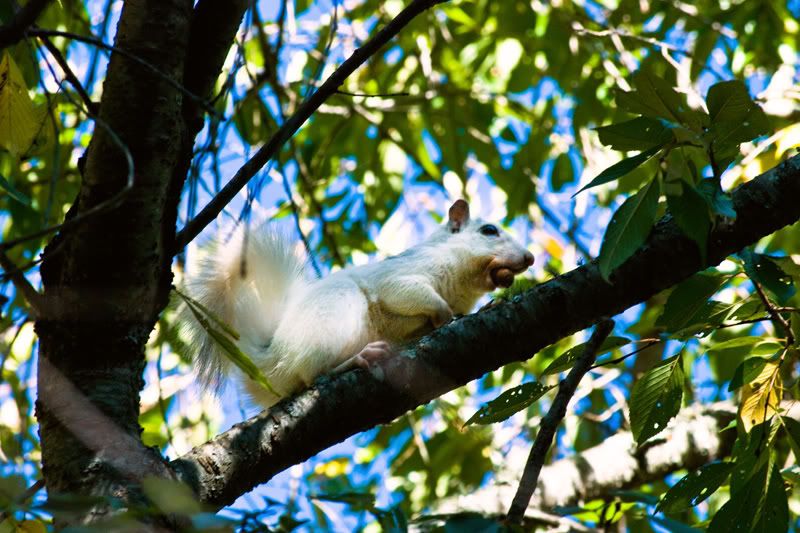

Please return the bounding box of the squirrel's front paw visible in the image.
[431,306,454,328]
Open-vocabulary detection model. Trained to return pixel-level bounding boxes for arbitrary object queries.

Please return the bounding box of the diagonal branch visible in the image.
[172,154,800,509]
[507,319,615,523]
[173,0,451,252]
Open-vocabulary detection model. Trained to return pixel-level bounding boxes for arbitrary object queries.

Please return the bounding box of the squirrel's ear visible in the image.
[447,199,470,233]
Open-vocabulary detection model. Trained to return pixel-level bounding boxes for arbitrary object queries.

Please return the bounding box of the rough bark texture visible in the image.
[33,0,247,526]
[172,154,800,509]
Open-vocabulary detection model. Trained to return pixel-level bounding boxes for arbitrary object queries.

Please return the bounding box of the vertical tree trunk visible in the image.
[35,0,192,526]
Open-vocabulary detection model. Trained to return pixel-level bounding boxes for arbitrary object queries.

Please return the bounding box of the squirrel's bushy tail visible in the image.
[183,228,305,389]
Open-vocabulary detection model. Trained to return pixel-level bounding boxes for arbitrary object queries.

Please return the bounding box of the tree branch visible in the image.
[435,402,740,515]
[172,154,800,509]
[173,0,451,252]
[0,0,50,49]
[507,319,615,524]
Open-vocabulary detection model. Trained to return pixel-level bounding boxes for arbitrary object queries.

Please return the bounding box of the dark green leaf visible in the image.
[780,417,800,460]
[741,248,796,304]
[656,461,733,514]
[667,181,712,262]
[0,172,33,208]
[707,80,760,124]
[629,354,684,444]
[574,144,662,195]
[657,273,725,331]
[551,152,573,191]
[542,336,630,375]
[616,71,703,130]
[464,381,555,426]
[697,178,737,219]
[598,177,661,280]
[595,117,674,151]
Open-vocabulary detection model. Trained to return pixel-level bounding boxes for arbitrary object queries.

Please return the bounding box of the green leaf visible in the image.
[709,453,788,533]
[0,52,46,157]
[707,80,760,124]
[598,177,660,280]
[464,381,555,426]
[741,248,796,304]
[173,288,239,340]
[616,71,703,130]
[542,336,630,376]
[594,117,674,151]
[180,293,278,396]
[707,337,782,357]
[779,417,800,460]
[705,80,769,151]
[0,172,33,208]
[550,152,573,192]
[656,461,733,514]
[667,181,712,263]
[697,178,737,219]
[657,273,725,331]
[141,477,203,516]
[629,354,684,444]
[728,356,773,392]
[574,144,662,195]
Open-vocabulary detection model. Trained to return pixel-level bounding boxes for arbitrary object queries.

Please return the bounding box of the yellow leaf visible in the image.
[0,52,44,157]
[17,519,47,533]
[776,123,800,158]
[739,360,782,432]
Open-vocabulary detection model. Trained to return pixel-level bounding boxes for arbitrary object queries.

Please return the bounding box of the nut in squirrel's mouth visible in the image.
[489,259,534,289]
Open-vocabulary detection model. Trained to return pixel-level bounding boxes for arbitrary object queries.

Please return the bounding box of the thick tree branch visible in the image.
[0,0,50,49]
[507,319,614,523]
[174,0,451,251]
[172,154,800,509]
[436,402,739,515]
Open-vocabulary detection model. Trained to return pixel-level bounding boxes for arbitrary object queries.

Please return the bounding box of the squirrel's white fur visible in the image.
[184,200,533,407]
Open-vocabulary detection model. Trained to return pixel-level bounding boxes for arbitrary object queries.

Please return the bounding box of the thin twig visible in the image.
[507,319,615,524]
[174,0,451,252]
[36,33,98,114]
[335,89,410,97]
[590,338,661,369]
[753,281,795,346]
[0,478,45,524]
[0,251,44,317]
[27,28,220,118]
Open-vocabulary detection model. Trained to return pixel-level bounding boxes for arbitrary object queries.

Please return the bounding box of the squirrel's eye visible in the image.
[479,224,499,237]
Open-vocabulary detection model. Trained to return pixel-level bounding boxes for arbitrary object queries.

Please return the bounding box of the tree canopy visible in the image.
[1,0,800,531]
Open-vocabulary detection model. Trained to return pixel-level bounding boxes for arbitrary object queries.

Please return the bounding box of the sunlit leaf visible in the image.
[574,144,662,195]
[594,117,674,152]
[739,359,781,433]
[629,354,684,444]
[464,381,555,426]
[0,52,45,157]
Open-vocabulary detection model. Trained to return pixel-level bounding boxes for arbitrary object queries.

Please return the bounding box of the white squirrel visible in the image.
[184,200,534,407]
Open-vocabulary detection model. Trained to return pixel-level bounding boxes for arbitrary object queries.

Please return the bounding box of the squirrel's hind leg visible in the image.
[333,341,395,380]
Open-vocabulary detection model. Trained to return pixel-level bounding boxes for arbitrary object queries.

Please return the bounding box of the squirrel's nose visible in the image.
[524,251,534,267]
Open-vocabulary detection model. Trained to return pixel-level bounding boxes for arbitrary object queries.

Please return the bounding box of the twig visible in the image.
[590,338,661,369]
[0,0,50,48]
[36,34,98,114]
[0,478,45,524]
[0,250,44,317]
[753,281,795,346]
[27,28,220,118]
[507,319,615,524]
[174,0,451,252]
[335,89,410,97]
